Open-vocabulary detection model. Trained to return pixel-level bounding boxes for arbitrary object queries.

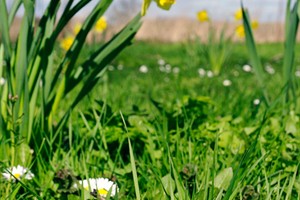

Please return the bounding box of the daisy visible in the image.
[139,65,148,73]
[223,79,232,87]
[74,178,118,198]
[2,165,34,181]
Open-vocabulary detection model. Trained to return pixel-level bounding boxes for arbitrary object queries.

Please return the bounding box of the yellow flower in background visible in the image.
[235,24,245,38]
[141,0,175,16]
[60,36,74,51]
[73,23,82,35]
[234,8,243,20]
[235,20,259,38]
[197,10,209,22]
[156,0,176,10]
[251,20,259,29]
[94,17,107,33]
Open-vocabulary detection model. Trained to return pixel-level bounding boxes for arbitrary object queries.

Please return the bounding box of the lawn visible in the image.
[1,0,300,199]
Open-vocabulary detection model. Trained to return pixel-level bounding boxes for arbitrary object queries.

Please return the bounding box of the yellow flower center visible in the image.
[98,188,108,196]
[14,173,21,179]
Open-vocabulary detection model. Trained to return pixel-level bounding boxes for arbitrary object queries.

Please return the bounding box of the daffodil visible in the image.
[251,20,259,29]
[235,20,259,38]
[234,8,243,20]
[60,36,74,51]
[156,0,175,10]
[94,17,107,33]
[73,23,82,35]
[2,165,34,181]
[74,178,118,198]
[235,24,245,38]
[197,10,209,22]
[141,0,176,16]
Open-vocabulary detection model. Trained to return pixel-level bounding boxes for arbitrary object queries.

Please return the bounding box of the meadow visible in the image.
[1,0,300,199]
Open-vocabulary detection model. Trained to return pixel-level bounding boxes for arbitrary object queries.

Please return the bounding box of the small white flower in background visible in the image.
[265,65,275,74]
[242,64,252,72]
[198,68,206,76]
[295,70,300,77]
[117,64,123,70]
[223,79,232,87]
[108,65,115,71]
[253,99,260,105]
[2,165,34,181]
[207,70,214,78]
[172,67,180,74]
[74,178,119,198]
[157,58,166,66]
[0,77,5,85]
[159,65,165,72]
[139,65,148,73]
[165,64,172,73]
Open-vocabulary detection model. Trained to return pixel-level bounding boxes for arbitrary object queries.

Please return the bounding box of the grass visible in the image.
[2,23,300,200]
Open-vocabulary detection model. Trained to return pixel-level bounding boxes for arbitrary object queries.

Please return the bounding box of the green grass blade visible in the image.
[128,138,141,200]
[241,6,270,106]
[283,2,299,103]
[47,0,113,119]
[8,0,22,26]
[0,0,12,60]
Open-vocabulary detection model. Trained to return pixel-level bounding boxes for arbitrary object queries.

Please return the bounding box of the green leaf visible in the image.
[241,6,269,106]
[213,167,233,190]
[161,174,175,196]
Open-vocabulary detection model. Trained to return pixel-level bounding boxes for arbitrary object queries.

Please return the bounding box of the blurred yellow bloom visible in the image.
[94,17,107,33]
[156,0,175,10]
[60,36,74,51]
[197,10,209,22]
[235,25,245,38]
[141,0,175,16]
[234,8,243,20]
[251,20,259,29]
[73,23,82,35]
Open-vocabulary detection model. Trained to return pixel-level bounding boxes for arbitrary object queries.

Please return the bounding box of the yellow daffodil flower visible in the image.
[251,20,259,29]
[94,17,107,33]
[60,36,74,51]
[235,20,259,38]
[234,8,243,21]
[73,23,82,35]
[141,0,176,16]
[156,0,175,10]
[197,10,209,22]
[235,24,245,38]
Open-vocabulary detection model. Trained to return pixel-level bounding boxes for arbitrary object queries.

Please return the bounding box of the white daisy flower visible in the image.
[157,59,165,66]
[295,70,300,77]
[139,65,148,73]
[207,70,214,78]
[253,99,260,105]
[223,79,232,87]
[172,67,180,74]
[265,65,275,74]
[0,77,5,85]
[198,68,206,76]
[242,64,252,72]
[165,64,172,73]
[117,64,123,70]
[2,165,34,181]
[74,178,119,198]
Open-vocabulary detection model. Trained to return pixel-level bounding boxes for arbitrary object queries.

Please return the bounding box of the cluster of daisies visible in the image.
[2,165,118,198]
